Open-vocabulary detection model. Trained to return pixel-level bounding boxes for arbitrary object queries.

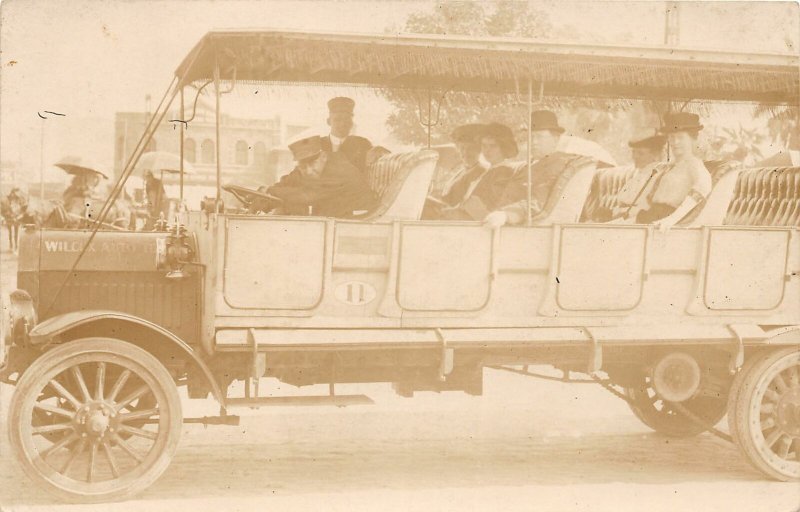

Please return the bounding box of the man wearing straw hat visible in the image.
[320,97,373,172]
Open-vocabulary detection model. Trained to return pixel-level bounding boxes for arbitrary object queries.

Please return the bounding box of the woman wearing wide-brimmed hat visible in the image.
[635,112,712,230]
[457,122,520,219]
[439,123,488,207]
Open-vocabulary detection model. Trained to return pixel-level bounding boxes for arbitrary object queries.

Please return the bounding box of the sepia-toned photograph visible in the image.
[0,1,799,510]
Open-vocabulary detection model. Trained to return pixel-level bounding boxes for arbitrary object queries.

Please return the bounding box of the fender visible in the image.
[29,310,226,406]
[763,326,800,345]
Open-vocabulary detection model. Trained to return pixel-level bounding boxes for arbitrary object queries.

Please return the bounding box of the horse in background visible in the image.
[1,188,36,252]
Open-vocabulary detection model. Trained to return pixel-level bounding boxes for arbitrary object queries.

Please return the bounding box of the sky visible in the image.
[0,0,798,183]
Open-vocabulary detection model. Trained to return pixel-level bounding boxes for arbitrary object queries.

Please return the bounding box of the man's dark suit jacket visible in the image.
[266,152,378,218]
[320,135,373,172]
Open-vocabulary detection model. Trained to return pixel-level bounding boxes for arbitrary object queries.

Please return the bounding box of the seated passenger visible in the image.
[483,110,568,227]
[421,123,487,219]
[250,135,378,218]
[455,122,520,220]
[634,113,712,231]
[321,97,373,172]
[609,128,667,221]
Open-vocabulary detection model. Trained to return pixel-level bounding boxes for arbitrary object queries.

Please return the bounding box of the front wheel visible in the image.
[731,347,800,481]
[8,338,182,502]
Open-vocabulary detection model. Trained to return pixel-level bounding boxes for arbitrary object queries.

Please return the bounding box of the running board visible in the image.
[225,394,374,408]
[183,415,241,426]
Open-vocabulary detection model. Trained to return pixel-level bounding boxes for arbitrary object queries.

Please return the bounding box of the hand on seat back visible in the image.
[654,216,677,233]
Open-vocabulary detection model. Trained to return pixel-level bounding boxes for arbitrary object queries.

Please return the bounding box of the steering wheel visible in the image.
[222,184,283,207]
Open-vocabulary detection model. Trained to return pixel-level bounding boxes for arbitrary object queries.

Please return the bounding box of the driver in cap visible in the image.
[252,135,377,218]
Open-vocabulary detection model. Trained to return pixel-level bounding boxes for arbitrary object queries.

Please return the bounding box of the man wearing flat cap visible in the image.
[320,97,373,172]
[253,135,377,218]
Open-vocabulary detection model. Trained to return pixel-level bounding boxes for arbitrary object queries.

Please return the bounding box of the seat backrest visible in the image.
[530,156,598,225]
[579,166,636,222]
[363,149,439,222]
[680,160,742,227]
[722,166,800,226]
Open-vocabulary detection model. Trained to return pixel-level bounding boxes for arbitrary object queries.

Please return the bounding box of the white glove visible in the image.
[654,216,677,233]
[484,211,508,228]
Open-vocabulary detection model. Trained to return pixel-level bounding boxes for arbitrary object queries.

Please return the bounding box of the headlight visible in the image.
[7,290,36,348]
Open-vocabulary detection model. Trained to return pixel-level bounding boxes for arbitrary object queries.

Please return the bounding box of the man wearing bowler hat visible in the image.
[321,97,373,172]
[252,135,377,218]
[629,128,666,173]
[609,128,667,221]
[484,110,573,227]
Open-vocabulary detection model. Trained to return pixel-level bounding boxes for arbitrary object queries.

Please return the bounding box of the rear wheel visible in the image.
[625,371,728,437]
[732,347,800,481]
[8,338,182,502]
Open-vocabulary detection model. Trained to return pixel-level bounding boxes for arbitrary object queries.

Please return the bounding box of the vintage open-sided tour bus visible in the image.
[2,29,799,501]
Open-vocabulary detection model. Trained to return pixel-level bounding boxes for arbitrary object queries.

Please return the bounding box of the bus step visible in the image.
[226,394,374,408]
[183,415,241,426]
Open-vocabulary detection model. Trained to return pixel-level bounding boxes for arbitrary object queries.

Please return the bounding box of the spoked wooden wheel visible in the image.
[625,372,728,437]
[732,347,800,481]
[8,338,182,502]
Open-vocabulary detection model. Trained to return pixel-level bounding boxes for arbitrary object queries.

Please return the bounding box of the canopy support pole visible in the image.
[426,88,432,148]
[526,79,534,226]
[179,86,185,210]
[214,52,222,208]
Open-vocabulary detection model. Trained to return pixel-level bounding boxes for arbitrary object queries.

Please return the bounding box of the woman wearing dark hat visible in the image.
[459,122,520,219]
[634,112,712,230]
[438,123,488,206]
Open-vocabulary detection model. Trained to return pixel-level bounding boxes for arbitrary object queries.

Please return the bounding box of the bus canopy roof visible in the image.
[176,29,799,104]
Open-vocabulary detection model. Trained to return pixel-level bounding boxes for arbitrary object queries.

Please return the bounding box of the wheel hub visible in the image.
[74,403,117,438]
[777,389,800,437]
[652,352,702,403]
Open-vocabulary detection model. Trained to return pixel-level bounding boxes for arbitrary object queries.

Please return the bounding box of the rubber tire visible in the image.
[726,351,763,447]
[732,347,800,481]
[8,338,183,502]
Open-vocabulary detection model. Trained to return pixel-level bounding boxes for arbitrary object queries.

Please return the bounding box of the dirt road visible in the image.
[1,247,798,512]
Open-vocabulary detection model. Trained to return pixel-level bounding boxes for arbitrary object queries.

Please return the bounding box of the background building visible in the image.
[114,106,304,208]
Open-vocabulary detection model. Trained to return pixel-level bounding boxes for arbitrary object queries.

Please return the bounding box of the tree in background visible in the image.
[388,1,793,168]
[755,105,799,151]
[405,1,552,38]
[386,1,650,166]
